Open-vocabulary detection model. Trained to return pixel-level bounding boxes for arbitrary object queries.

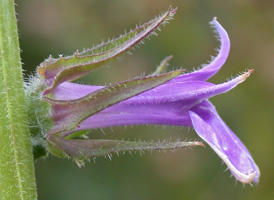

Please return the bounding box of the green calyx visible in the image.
[25,75,53,159]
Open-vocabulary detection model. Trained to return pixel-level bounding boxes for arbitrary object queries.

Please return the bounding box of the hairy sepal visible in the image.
[46,70,184,136]
[47,135,204,167]
[38,6,177,95]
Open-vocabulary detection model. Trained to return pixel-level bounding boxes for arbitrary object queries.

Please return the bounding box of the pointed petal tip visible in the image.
[210,17,219,25]
[211,142,259,184]
[172,15,230,82]
[247,69,254,76]
[238,69,254,83]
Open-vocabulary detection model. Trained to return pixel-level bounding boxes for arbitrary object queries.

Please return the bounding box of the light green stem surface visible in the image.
[0,1,37,199]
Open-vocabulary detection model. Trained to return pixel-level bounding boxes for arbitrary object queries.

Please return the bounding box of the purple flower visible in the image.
[32,7,259,184]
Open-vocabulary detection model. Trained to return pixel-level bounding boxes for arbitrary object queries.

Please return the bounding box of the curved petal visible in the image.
[189,100,260,184]
[170,17,230,82]
[53,70,253,103]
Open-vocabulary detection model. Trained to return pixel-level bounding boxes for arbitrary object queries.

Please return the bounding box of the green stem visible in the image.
[0,1,37,199]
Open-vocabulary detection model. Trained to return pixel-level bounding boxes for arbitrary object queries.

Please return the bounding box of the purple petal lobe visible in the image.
[189,100,260,184]
[53,70,253,102]
[127,70,253,104]
[170,17,230,82]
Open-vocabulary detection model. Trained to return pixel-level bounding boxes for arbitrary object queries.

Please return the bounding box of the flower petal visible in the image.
[170,17,230,82]
[53,70,253,102]
[126,70,253,104]
[189,100,260,184]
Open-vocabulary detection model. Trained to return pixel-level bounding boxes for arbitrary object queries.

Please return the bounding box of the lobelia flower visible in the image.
[26,6,260,184]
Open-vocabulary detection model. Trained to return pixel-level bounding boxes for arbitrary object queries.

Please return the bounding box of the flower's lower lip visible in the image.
[189,100,260,184]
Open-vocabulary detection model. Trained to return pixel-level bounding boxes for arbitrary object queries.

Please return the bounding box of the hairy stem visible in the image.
[0,1,37,199]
